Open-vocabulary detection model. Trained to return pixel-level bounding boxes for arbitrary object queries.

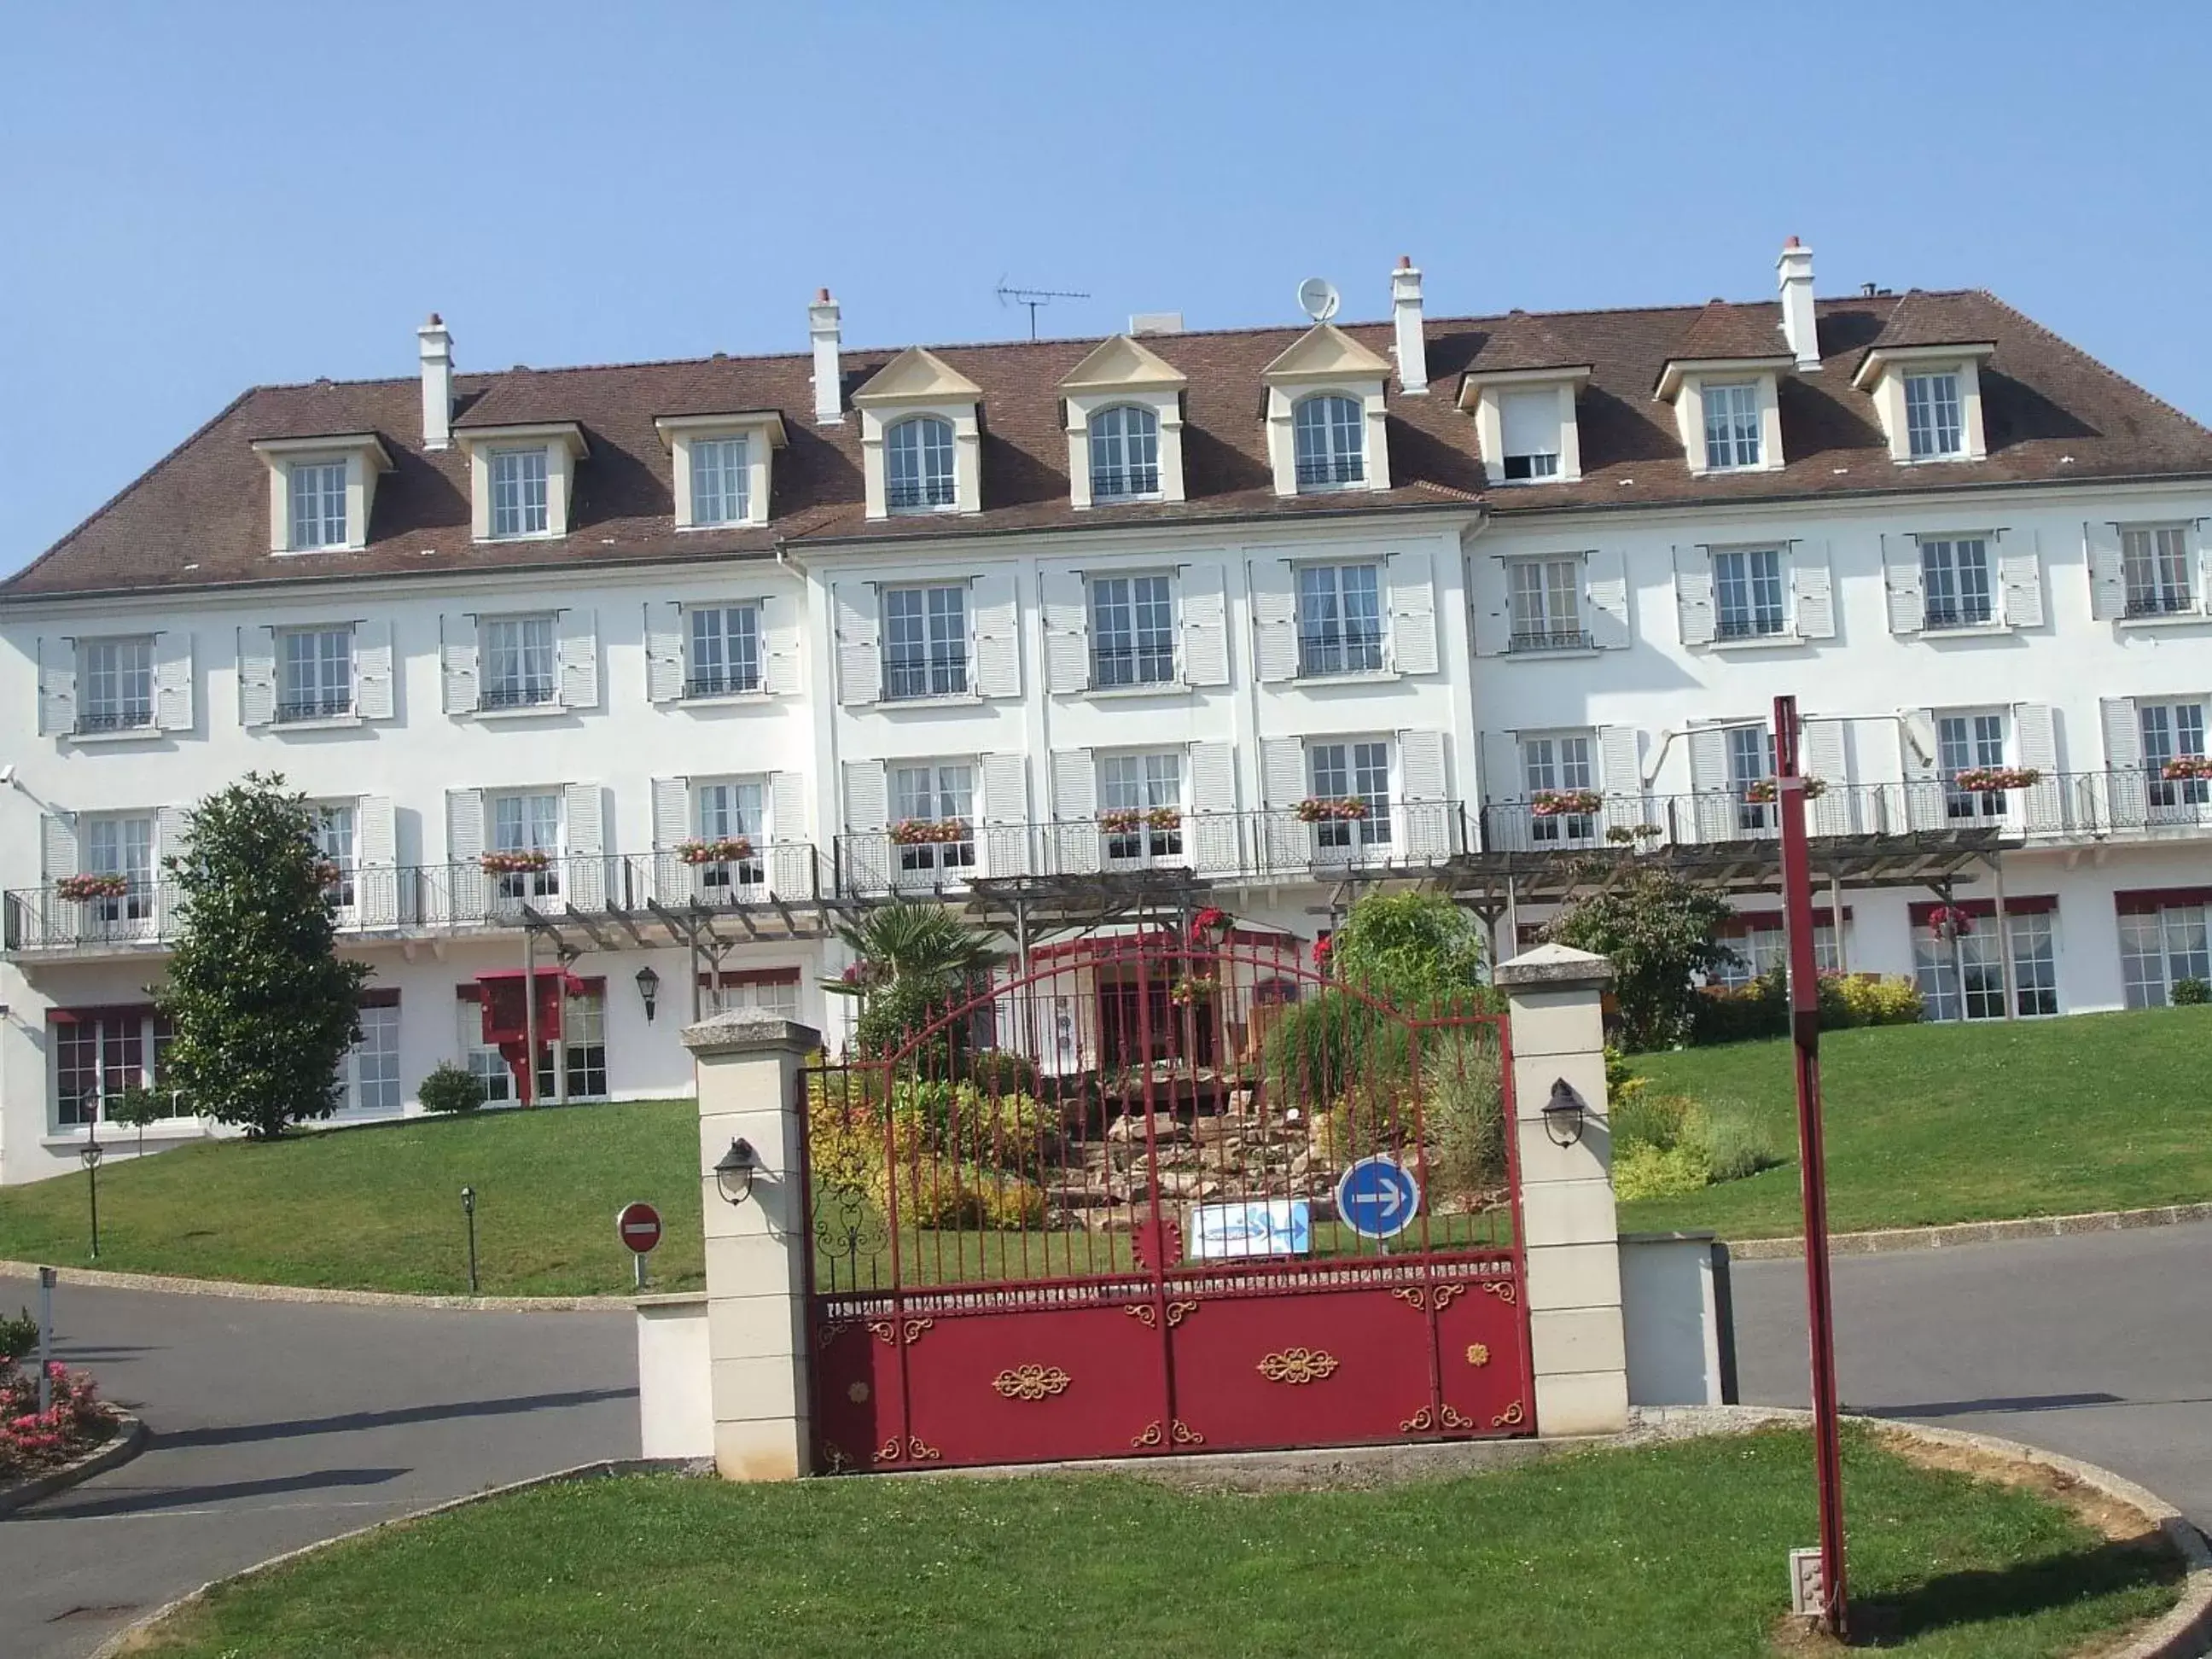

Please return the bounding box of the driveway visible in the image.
[0,1279,636,1659]
[1733,1220,2212,1528]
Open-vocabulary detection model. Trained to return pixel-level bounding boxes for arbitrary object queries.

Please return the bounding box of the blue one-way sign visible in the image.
[1334,1155,1422,1240]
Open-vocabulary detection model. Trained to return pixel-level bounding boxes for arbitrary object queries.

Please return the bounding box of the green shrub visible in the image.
[2173,978,2209,1006]
[1692,968,1923,1045]
[1266,989,1406,1117]
[1424,1031,1506,1202]
[0,1307,40,1363]
[1603,1045,1647,1112]
[1612,1090,1695,1155]
[1615,1140,1711,1201]
[418,1062,487,1115]
[1326,891,1494,1004]
[963,1048,1040,1096]
[1831,974,1923,1026]
[1703,1101,1789,1184]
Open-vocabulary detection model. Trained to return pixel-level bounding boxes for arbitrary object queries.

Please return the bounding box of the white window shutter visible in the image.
[762,593,803,697]
[2200,538,2212,614]
[1180,564,1231,687]
[651,777,690,849]
[1049,749,1098,875]
[358,795,398,927]
[1883,535,1924,634]
[238,627,276,728]
[1469,557,1512,656]
[1397,730,1450,859]
[441,616,479,714]
[563,782,605,910]
[979,753,1028,876]
[835,584,882,706]
[1598,725,1640,799]
[1585,550,1630,649]
[1791,545,1835,639]
[557,608,599,710]
[1261,736,1307,865]
[771,771,806,847]
[843,759,888,831]
[1674,547,1715,646]
[2102,696,2145,830]
[42,812,79,882]
[1901,712,1943,831]
[154,632,194,731]
[2013,701,2062,828]
[1687,726,1731,841]
[2087,523,2126,621]
[1387,549,1439,675]
[1481,731,1522,803]
[2000,540,2045,629]
[644,602,685,703]
[1188,740,1239,876]
[355,621,395,721]
[154,806,189,931]
[1041,569,1091,693]
[37,637,76,736]
[1801,718,1853,835]
[970,573,1021,699]
[446,789,486,863]
[1250,559,1298,683]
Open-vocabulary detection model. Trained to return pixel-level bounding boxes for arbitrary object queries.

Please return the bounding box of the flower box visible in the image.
[1095,807,1144,834]
[1294,796,1369,824]
[2162,755,2212,782]
[56,872,131,903]
[890,818,969,847]
[1742,776,1828,804]
[1953,766,2041,792]
[677,836,754,865]
[479,849,551,876]
[1144,806,1183,831]
[1530,789,1604,818]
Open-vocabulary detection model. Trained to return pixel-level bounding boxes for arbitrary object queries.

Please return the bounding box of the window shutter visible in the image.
[980,753,1028,877]
[1049,750,1098,876]
[154,632,194,731]
[2200,538,2212,614]
[446,789,486,862]
[2087,523,2126,621]
[1801,718,1852,835]
[835,584,881,706]
[1397,730,1450,859]
[557,608,599,710]
[1188,740,1239,876]
[1180,564,1230,686]
[238,627,276,728]
[1883,534,1924,634]
[563,782,606,910]
[1673,547,1715,646]
[1901,712,1942,831]
[1041,569,1091,694]
[1386,549,1439,675]
[1598,725,1640,800]
[644,602,685,703]
[1585,550,1630,649]
[42,812,79,882]
[843,759,888,831]
[2102,696,2145,830]
[441,616,479,714]
[1791,544,1835,639]
[154,805,189,933]
[1469,557,1512,656]
[971,573,1021,699]
[1249,559,1298,683]
[771,771,806,849]
[1261,736,1307,867]
[2013,702,2062,828]
[2000,539,2045,629]
[1481,731,1522,804]
[358,795,398,927]
[37,637,76,736]
[651,777,690,849]
[1500,389,1558,459]
[1687,726,1731,841]
[355,621,395,721]
[762,593,802,697]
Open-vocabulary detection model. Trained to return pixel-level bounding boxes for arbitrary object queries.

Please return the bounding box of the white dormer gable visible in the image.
[654,410,789,530]
[454,421,589,542]
[852,346,984,519]
[1261,324,1394,497]
[1058,334,1188,509]
[249,432,394,554]
[1853,341,1995,464]
[1655,359,1790,476]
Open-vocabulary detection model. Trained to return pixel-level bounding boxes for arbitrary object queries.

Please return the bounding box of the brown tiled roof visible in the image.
[9,288,2211,601]
[1664,299,1792,367]
[1862,288,1996,355]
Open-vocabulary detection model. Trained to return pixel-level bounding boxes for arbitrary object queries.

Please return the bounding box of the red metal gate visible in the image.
[805,926,1531,1472]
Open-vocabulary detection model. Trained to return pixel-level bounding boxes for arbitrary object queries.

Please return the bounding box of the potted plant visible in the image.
[1954,765,2041,792]
[1168,972,1218,1006]
[1143,805,1183,830]
[677,835,754,865]
[1294,796,1369,823]
[889,818,968,847]
[2161,755,2212,782]
[1095,807,1143,835]
[56,872,131,903]
[479,848,551,875]
[1743,776,1828,804]
[1531,788,1605,817]
[1187,905,1229,942]
[1926,903,1976,942]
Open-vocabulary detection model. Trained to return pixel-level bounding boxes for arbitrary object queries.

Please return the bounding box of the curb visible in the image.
[0,1411,147,1519]
[1724,1202,2212,1261]
[0,1260,638,1313]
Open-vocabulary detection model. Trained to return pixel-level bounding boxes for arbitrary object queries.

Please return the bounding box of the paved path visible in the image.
[1733,1220,2212,1528]
[0,1279,636,1659]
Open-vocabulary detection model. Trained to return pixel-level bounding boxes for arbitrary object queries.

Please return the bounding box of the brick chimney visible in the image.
[1777,238,1819,370]
[1391,256,1429,395]
[417,313,455,450]
[809,288,843,425]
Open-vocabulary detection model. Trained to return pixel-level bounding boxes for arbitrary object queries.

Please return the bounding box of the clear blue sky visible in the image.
[5,1,2209,573]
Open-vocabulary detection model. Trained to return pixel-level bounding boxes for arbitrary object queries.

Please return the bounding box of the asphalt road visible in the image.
[0,1280,637,1659]
[1733,1220,2212,1528]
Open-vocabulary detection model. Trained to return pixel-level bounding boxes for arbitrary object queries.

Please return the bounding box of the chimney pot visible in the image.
[816,287,830,303]
[416,313,455,451]
[1775,239,1819,370]
[1390,257,1429,396]
[808,289,844,425]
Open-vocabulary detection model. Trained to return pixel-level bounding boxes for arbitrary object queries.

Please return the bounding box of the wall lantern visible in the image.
[714,1137,760,1204]
[1542,1079,1588,1148]
[635,965,661,1022]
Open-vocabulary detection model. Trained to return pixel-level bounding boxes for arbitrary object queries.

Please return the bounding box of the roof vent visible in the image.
[1129,311,1183,336]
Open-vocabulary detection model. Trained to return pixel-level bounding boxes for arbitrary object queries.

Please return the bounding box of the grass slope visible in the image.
[138,1429,2180,1659]
[1617,1006,2212,1238]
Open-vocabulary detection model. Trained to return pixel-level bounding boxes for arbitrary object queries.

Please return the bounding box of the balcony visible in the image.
[1505,628,1592,655]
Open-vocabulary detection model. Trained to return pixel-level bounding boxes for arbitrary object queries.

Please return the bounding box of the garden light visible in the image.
[714,1137,760,1204]
[635,964,661,1022]
[80,1120,105,1259]
[1542,1079,1587,1148]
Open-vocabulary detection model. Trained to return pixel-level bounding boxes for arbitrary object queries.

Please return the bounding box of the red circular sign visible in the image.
[615,1202,662,1255]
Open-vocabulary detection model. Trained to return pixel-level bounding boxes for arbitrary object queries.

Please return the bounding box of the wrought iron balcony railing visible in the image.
[2124,590,2199,619]
[1506,628,1593,654]
[1295,455,1365,489]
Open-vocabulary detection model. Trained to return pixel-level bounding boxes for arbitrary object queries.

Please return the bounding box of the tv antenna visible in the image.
[1296,276,1341,324]
[996,279,1091,340]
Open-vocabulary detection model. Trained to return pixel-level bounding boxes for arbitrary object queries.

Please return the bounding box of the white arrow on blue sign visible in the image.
[1333,1155,1422,1241]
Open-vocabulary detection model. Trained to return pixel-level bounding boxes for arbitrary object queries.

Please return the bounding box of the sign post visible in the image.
[616,1201,663,1291]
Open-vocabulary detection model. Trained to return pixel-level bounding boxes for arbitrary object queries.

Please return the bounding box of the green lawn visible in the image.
[133,1428,2180,1659]
[1616,1005,2212,1238]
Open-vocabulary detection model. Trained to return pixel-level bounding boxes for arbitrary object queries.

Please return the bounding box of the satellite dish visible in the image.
[1296,276,1341,324]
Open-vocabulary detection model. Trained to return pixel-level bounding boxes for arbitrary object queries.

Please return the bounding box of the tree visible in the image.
[1542,869,1737,1051]
[824,903,1003,1062]
[1326,890,1490,1006]
[157,774,373,1138]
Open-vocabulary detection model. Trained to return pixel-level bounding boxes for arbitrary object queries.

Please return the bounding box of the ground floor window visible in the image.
[1913,907,2058,1020]
[2118,899,2211,1007]
[51,1007,188,1127]
[706,969,800,1020]
[1712,917,1842,987]
[342,1001,402,1115]
[459,996,516,1104]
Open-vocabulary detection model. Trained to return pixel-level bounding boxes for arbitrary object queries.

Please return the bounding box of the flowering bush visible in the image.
[479,849,550,875]
[888,818,969,846]
[1742,776,1828,804]
[1531,789,1604,818]
[1954,765,2041,792]
[676,836,754,865]
[1295,796,1368,823]
[56,872,131,903]
[1312,934,1334,968]
[2162,756,2212,782]
[0,1354,109,1477]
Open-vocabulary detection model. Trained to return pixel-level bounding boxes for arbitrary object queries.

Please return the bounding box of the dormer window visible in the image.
[1457,312,1592,487]
[1703,383,1762,470]
[887,416,957,511]
[1293,395,1365,490]
[1850,306,1994,464]
[691,436,749,524]
[1059,335,1188,509]
[1089,406,1161,499]
[291,461,348,548]
[1904,372,1963,458]
[249,432,393,554]
[1260,325,1393,498]
[1499,390,1562,480]
[853,347,984,520]
[1653,301,1792,477]
[654,410,786,531]
[491,448,549,538]
[454,422,588,542]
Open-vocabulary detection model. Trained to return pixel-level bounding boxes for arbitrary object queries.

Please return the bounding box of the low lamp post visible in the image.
[81,1121,106,1260]
[460,1185,480,1295]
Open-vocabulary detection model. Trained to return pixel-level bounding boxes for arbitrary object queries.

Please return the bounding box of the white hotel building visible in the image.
[3,243,2210,1183]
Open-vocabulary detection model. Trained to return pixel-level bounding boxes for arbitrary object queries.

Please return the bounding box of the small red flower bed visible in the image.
[0,1353,113,1480]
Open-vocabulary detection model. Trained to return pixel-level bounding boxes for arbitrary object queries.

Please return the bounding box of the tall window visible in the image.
[695,778,765,888]
[1499,389,1562,480]
[84,815,155,926]
[490,448,550,537]
[1097,751,1183,864]
[1713,919,1842,987]
[1938,712,2007,820]
[80,637,154,731]
[460,1000,515,1104]
[1295,562,1384,675]
[1727,725,1778,833]
[886,416,957,510]
[1308,741,1391,850]
[1090,574,1175,686]
[882,584,968,699]
[2120,901,2210,1008]
[1089,406,1161,499]
[559,991,609,1100]
[482,616,556,708]
[1522,733,1596,844]
[491,792,561,901]
[1508,558,1583,650]
[1918,538,1993,627]
[690,436,751,527]
[290,461,348,549]
[2141,701,2209,815]
[2121,527,2195,617]
[342,1004,401,1115]
[1702,383,1761,470]
[1916,911,2057,1020]
[892,762,975,878]
[54,1010,184,1128]
[1714,548,1785,638]
[687,604,760,696]
[313,803,357,911]
[1293,395,1365,490]
[1904,372,1963,458]
[280,627,353,720]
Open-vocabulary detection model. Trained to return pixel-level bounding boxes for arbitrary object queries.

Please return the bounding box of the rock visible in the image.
[1289,1150,1313,1181]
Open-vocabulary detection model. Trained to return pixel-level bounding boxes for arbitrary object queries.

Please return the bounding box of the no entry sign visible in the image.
[615,1201,663,1256]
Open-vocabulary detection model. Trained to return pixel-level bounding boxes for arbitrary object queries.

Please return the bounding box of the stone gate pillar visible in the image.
[1495,943,1629,1436]
[683,1010,821,1481]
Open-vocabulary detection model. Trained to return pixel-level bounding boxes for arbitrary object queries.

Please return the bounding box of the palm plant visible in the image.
[825,904,1004,1061]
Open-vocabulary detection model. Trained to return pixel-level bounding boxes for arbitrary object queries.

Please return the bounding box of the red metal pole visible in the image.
[1774,693,1848,1637]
